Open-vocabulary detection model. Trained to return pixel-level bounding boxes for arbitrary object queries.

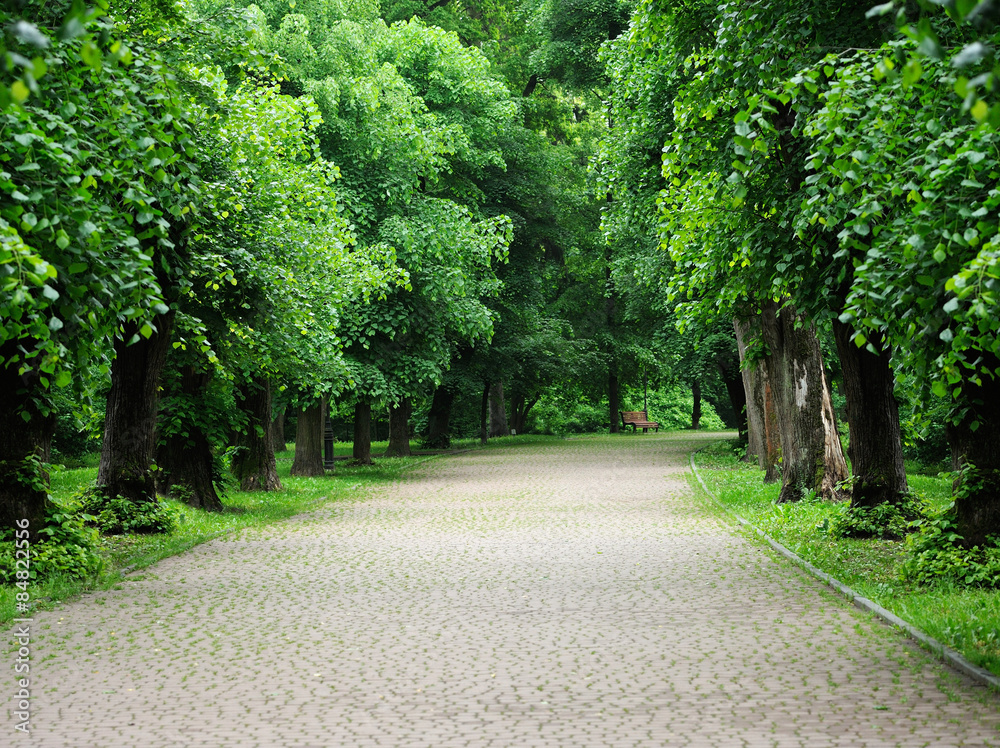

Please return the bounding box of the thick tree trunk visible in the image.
[156,362,222,511]
[0,343,54,538]
[735,318,780,479]
[157,429,221,511]
[761,377,782,483]
[479,381,490,445]
[948,354,1000,548]
[424,385,454,449]
[353,400,372,465]
[291,400,326,476]
[832,320,908,510]
[691,379,702,430]
[489,381,510,437]
[231,375,282,491]
[271,407,287,453]
[760,301,848,502]
[609,371,620,433]
[98,313,175,504]
[385,398,412,457]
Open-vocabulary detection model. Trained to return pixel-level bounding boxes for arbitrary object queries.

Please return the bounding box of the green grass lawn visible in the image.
[691,439,1000,677]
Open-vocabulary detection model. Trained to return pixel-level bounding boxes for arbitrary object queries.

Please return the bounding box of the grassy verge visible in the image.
[1,436,525,627]
[691,439,1000,677]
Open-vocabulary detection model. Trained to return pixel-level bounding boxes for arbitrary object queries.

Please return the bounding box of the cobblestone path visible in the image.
[6,433,1000,747]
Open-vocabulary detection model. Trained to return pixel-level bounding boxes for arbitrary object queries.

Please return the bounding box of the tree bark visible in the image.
[609,371,621,433]
[761,376,782,483]
[760,301,848,502]
[948,354,1000,547]
[353,400,372,465]
[510,392,538,434]
[0,343,55,538]
[424,385,454,449]
[98,313,175,504]
[291,400,326,476]
[231,375,282,491]
[735,318,780,479]
[479,381,490,445]
[385,398,412,457]
[832,320,909,511]
[489,381,510,437]
[157,428,221,510]
[271,407,287,453]
[156,362,222,511]
[717,342,748,441]
[691,379,702,430]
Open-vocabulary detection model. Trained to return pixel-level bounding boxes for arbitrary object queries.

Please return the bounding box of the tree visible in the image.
[1,0,202,529]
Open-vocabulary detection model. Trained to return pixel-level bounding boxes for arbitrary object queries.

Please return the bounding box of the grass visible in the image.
[0,437,507,626]
[690,439,1000,677]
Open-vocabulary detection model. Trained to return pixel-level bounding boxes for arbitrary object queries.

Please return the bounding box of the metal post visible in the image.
[323,415,335,470]
[644,371,648,413]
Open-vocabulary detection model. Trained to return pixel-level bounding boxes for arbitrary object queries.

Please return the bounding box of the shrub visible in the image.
[79,487,179,535]
[0,505,103,584]
[830,493,926,540]
[901,503,1000,589]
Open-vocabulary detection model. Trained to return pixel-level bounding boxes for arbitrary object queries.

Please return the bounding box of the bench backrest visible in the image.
[620,410,649,423]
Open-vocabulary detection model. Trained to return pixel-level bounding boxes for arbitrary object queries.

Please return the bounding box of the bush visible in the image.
[830,494,926,540]
[79,487,179,535]
[901,504,1000,588]
[0,505,103,584]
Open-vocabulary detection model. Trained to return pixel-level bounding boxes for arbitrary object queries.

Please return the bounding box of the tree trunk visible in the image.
[948,354,1000,548]
[353,400,372,465]
[760,301,848,502]
[157,428,221,510]
[98,313,175,504]
[691,379,702,430]
[479,381,490,445]
[511,393,538,434]
[717,343,748,442]
[291,400,325,476]
[832,320,909,510]
[155,362,222,511]
[609,371,620,433]
[735,317,780,478]
[271,407,287,453]
[424,385,453,449]
[509,391,524,434]
[385,398,412,457]
[761,376,782,483]
[0,343,55,538]
[489,381,510,437]
[231,375,282,491]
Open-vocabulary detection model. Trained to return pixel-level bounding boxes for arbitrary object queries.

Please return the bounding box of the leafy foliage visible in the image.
[79,487,178,535]
[902,504,1000,588]
[0,504,102,583]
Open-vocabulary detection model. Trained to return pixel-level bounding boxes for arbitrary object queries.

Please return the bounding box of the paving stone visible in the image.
[4,433,1000,746]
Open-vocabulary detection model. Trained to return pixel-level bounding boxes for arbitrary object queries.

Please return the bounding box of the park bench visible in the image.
[620,410,659,433]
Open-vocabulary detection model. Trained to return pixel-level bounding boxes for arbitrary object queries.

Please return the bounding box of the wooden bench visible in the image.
[620,410,659,433]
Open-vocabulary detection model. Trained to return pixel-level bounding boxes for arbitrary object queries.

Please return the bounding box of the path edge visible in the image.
[689,447,1000,693]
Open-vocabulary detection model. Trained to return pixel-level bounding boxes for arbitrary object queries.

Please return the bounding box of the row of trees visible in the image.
[598,0,999,545]
[6,0,732,543]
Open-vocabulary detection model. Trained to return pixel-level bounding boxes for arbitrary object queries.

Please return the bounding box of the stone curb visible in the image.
[689,448,1000,693]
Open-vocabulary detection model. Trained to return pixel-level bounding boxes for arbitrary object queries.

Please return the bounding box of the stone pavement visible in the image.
[5,433,1000,747]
